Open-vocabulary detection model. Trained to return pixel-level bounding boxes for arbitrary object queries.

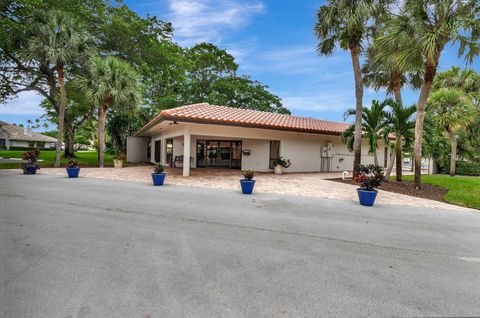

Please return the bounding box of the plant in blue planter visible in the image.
[21,148,40,175]
[240,170,255,194]
[152,162,166,186]
[354,164,384,206]
[66,159,80,178]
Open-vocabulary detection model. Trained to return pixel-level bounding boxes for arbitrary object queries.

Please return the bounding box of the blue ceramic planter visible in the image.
[23,165,38,175]
[152,173,166,186]
[66,167,80,178]
[357,189,378,206]
[240,179,255,194]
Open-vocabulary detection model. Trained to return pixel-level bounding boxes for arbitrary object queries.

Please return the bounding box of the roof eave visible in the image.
[147,116,344,136]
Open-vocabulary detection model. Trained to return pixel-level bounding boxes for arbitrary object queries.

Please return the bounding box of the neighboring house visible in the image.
[0,120,56,150]
[127,103,394,177]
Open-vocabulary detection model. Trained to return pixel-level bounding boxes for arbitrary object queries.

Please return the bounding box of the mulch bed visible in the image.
[329,178,449,203]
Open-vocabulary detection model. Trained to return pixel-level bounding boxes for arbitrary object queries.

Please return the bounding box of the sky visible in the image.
[1,0,479,129]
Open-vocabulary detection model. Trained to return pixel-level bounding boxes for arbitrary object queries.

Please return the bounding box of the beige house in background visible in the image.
[127,103,394,177]
[0,120,56,150]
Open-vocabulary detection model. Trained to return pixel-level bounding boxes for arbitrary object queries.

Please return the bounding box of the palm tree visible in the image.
[383,101,416,181]
[376,0,480,189]
[28,10,92,166]
[76,56,142,167]
[433,67,480,107]
[315,0,387,175]
[427,88,476,176]
[342,100,389,166]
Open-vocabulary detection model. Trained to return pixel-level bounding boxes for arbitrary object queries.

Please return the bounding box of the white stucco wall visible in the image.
[146,121,392,173]
[126,137,150,163]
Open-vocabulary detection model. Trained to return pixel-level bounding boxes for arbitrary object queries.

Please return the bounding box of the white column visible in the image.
[183,127,191,176]
[150,137,155,163]
[161,137,167,165]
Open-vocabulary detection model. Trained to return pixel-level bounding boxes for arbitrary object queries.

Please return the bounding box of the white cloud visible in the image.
[281,90,354,113]
[0,91,44,115]
[167,0,265,45]
[241,45,351,76]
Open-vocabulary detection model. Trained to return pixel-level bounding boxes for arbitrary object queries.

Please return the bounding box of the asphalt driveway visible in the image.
[1,170,479,317]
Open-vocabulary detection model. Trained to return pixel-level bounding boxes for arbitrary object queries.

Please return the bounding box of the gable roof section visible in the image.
[0,121,56,142]
[136,103,351,136]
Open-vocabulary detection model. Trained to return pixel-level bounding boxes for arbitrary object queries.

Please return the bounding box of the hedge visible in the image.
[456,161,480,176]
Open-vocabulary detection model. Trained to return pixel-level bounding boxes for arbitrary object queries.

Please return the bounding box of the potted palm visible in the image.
[152,162,166,186]
[113,153,126,168]
[240,170,255,194]
[354,164,384,206]
[273,157,291,174]
[66,159,80,178]
[21,148,40,175]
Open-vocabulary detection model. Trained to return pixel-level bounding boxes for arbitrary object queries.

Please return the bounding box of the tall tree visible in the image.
[76,56,141,167]
[27,9,92,165]
[427,88,476,176]
[185,43,238,103]
[342,100,389,166]
[363,43,422,181]
[383,101,416,181]
[315,0,387,174]
[376,0,480,188]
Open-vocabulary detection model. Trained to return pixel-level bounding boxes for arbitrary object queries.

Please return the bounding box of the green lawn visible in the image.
[400,174,480,210]
[0,150,113,169]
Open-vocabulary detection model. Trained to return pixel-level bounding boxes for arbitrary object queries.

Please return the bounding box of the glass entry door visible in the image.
[206,141,219,167]
[196,140,242,169]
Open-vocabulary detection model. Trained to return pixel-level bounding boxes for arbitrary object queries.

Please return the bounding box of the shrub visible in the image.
[242,170,255,180]
[456,161,480,176]
[153,162,165,174]
[113,153,127,161]
[22,148,40,163]
[354,164,384,191]
[273,157,291,168]
[66,159,78,168]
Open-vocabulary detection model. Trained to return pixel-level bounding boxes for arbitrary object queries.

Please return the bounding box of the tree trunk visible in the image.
[385,147,396,180]
[63,119,76,158]
[448,127,457,176]
[349,43,363,176]
[392,73,403,106]
[98,98,112,168]
[395,134,403,182]
[414,61,438,189]
[98,106,108,168]
[373,150,378,166]
[391,73,404,182]
[54,65,67,167]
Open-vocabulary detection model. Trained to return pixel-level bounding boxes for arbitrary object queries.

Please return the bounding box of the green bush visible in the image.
[456,161,480,176]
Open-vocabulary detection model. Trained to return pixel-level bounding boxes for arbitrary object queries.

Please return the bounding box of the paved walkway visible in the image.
[35,166,471,211]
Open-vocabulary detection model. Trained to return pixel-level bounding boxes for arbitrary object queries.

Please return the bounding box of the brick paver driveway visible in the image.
[37,166,469,211]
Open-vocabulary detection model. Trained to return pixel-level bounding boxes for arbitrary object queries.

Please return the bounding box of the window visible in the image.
[269,140,280,169]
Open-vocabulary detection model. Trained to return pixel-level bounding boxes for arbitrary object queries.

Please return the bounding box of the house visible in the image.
[127,103,393,176]
[0,120,56,150]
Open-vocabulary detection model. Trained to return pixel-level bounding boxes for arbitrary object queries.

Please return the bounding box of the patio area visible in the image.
[37,166,470,211]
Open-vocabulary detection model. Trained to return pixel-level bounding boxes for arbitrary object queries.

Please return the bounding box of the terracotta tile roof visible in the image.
[0,121,56,142]
[137,103,351,136]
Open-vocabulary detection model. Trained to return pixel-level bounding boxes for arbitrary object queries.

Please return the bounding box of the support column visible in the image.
[183,127,191,176]
[161,137,167,165]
